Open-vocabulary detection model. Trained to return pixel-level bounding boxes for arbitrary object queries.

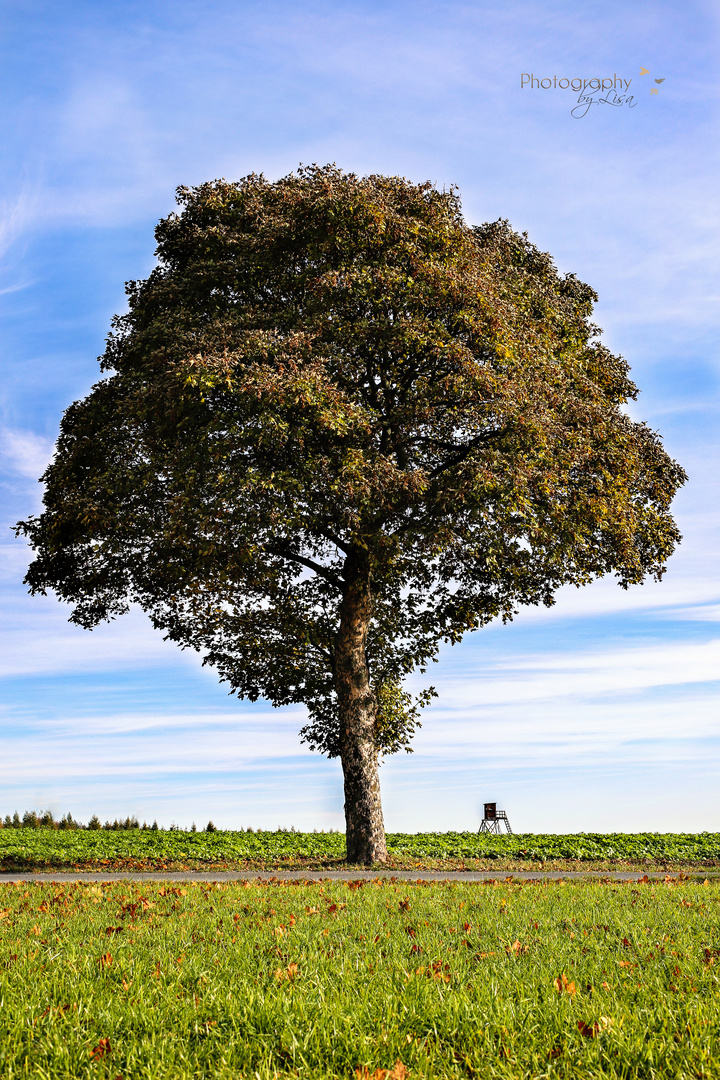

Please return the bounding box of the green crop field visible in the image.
[1,878,719,1078]
[1,829,720,872]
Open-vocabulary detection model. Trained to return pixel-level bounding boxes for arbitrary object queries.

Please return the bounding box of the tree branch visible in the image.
[263,544,343,590]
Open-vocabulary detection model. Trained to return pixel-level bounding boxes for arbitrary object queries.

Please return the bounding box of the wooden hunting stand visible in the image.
[478,802,512,834]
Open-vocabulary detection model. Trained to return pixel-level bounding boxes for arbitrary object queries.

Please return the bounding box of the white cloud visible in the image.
[1,427,55,480]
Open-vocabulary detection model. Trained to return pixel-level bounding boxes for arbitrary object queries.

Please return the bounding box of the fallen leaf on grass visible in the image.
[98,953,113,969]
[274,962,299,982]
[577,1020,599,1039]
[415,960,451,983]
[399,899,410,912]
[0,909,9,920]
[506,940,528,957]
[554,973,576,995]
[355,1060,407,1079]
[90,1038,111,1060]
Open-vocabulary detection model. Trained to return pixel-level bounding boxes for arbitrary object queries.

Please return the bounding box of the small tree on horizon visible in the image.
[16,165,686,865]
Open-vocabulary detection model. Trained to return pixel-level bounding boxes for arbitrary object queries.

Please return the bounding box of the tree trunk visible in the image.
[335,551,388,866]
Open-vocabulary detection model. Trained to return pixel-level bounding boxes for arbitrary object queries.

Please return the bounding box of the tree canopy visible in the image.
[17,165,686,863]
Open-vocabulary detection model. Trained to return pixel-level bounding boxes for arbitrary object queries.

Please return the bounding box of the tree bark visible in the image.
[335,551,388,866]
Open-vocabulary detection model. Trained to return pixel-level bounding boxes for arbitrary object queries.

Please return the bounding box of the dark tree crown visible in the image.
[16,165,686,756]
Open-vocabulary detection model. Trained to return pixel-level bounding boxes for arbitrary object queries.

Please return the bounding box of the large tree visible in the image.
[17,165,685,864]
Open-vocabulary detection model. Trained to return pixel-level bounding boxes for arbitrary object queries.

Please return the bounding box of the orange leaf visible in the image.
[90,1038,111,1060]
[554,973,576,995]
[399,899,410,912]
[98,953,113,969]
[275,962,299,982]
[355,1060,407,1080]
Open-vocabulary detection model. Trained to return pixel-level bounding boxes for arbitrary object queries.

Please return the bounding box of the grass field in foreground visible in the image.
[1,829,720,872]
[1,879,719,1078]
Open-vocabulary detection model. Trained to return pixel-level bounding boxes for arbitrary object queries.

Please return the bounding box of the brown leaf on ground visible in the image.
[98,953,113,969]
[90,1038,111,1060]
[577,1020,599,1039]
[355,1060,408,1079]
[275,962,299,982]
[554,973,576,995]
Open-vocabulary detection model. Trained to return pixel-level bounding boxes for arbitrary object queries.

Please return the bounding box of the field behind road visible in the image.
[1,830,720,874]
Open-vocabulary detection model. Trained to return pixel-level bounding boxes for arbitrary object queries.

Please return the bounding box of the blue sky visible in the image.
[1,0,718,833]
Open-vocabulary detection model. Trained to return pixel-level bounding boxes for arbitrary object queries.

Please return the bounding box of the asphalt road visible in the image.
[1,870,718,883]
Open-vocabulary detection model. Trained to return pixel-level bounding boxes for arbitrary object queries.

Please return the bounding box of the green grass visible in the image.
[1,878,719,1078]
[1,829,720,872]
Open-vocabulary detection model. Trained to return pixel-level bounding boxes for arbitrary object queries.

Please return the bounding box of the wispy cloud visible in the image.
[1,427,55,480]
